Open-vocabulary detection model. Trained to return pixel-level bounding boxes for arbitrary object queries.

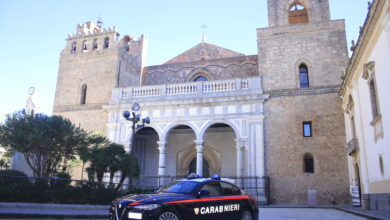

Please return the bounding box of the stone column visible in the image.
[235,139,245,177]
[157,141,167,187]
[195,140,204,177]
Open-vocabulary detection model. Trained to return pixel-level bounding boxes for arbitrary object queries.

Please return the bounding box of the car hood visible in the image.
[114,193,193,206]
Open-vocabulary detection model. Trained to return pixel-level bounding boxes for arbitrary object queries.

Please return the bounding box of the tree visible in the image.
[105,143,126,184]
[115,153,140,191]
[84,139,140,189]
[0,110,86,177]
[77,133,108,180]
[0,158,8,170]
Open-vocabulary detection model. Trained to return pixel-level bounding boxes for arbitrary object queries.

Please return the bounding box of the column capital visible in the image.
[157,141,167,147]
[194,139,204,146]
[157,141,166,152]
[235,146,245,151]
[235,138,246,147]
[195,146,204,153]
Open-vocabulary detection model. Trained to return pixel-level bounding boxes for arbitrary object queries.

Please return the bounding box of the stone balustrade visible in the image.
[111,77,262,103]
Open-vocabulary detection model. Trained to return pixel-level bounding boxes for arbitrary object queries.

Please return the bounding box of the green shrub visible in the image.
[0,169,31,202]
[0,171,153,205]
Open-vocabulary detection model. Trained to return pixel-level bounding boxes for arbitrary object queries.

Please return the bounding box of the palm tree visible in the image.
[78,133,109,180]
[0,158,8,170]
[115,153,140,191]
[105,143,126,184]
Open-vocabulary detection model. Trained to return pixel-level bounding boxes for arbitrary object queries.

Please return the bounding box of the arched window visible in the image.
[121,36,131,52]
[80,84,87,105]
[304,153,314,173]
[82,40,87,52]
[299,64,309,88]
[194,76,208,82]
[71,42,77,54]
[93,39,98,50]
[126,41,130,52]
[289,2,309,25]
[103,37,109,49]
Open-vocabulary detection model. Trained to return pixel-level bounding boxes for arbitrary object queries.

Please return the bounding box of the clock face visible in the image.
[132,103,140,111]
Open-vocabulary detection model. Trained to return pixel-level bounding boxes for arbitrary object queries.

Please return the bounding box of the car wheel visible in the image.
[158,211,180,220]
[241,210,253,220]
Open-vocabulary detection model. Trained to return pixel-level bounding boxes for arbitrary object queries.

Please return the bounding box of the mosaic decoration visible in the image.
[143,63,259,85]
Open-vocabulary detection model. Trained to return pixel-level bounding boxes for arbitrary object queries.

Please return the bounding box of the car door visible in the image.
[181,181,223,220]
[218,181,244,219]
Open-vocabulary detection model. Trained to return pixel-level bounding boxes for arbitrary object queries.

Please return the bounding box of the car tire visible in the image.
[158,211,181,220]
[241,210,253,220]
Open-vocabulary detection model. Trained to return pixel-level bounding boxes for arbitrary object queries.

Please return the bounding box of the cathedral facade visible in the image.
[53,0,350,205]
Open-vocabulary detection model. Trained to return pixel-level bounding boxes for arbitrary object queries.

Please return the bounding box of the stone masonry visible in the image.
[51,0,352,205]
[53,22,147,133]
[258,0,350,204]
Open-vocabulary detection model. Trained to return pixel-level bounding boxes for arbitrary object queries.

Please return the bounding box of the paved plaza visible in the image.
[2,202,388,220]
[259,208,371,220]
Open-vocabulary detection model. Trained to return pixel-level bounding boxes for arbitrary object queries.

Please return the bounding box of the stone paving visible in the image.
[259,208,372,220]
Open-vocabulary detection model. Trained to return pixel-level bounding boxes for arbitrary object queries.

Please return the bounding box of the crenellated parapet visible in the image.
[67,21,117,39]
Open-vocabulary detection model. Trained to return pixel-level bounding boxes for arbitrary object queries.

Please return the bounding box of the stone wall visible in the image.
[53,109,108,134]
[264,93,349,205]
[258,20,349,92]
[267,0,330,27]
[53,22,146,135]
[258,0,350,204]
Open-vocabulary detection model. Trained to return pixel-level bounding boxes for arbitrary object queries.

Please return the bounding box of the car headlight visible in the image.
[133,204,161,210]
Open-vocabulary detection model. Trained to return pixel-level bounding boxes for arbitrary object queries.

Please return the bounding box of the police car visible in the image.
[109,174,258,220]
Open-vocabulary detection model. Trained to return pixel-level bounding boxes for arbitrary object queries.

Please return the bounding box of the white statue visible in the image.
[26,87,39,115]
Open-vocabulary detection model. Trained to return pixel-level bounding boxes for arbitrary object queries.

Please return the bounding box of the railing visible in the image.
[347,138,359,156]
[114,77,261,102]
[130,175,269,205]
[0,174,269,205]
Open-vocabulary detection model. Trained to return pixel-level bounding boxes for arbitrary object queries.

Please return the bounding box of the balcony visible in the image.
[347,138,359,156]
[110,77,263,104]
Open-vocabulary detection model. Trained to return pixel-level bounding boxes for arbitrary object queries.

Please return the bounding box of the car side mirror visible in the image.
[197,190,210,197]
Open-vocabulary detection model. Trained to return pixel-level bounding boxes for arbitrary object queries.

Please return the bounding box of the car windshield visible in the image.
[159,181,199,194]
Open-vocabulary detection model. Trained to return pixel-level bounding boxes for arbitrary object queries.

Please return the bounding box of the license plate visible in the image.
[128,212,142,219]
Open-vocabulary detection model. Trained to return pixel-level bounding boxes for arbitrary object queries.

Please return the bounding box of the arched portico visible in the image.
[131,127,160,177]
[177,144,222,177]
[162,122,200,142]
[199,120,240,141]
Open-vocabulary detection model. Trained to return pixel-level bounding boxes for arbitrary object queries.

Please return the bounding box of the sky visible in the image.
[0,0,370,122]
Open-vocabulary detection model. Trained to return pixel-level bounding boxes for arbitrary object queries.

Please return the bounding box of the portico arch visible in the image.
[125,124,163,149]
[131,127,160,177]
[162,122,200,142]
[199,120,240,141]
[177,144,221,177]
[164,124,198,177]
[202,122,239,176]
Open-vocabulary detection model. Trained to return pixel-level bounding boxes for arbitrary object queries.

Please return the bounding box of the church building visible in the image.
[53,0,350,205]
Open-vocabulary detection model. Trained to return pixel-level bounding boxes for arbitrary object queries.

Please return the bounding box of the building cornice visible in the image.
[340,0,386,96]
[266,85,340,98]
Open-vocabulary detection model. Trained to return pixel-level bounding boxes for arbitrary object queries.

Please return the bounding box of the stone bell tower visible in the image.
[258,0,350,205]
[53,21,147,133]
[267,0,331,27]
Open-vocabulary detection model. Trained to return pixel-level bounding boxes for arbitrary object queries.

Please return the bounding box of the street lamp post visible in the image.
[122,103,150,151]
[122,103,150,188]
